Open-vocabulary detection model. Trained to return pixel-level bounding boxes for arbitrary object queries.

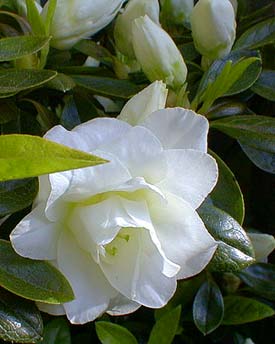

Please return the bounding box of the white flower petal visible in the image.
[68,196,153,249]
[118,81,168,125]
[72,118,132,151]
[100,228,177,308]
[44,125,89,151]
[102,126,166,183]
[150,193,217,279]
[62,155,131,202]
[159,149,218,209]
[10,203,60,260]
[57,231,117,324]
[142,107,209,152]
[107,294,141,316]
[37,302,65,316]
[248,233,275,262]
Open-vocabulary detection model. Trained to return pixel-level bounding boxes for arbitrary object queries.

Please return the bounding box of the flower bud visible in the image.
[190,0,236,60]
[160,0,194,24]
[132,15,187,89]
[114,0,160,59]
[42,0,125,50]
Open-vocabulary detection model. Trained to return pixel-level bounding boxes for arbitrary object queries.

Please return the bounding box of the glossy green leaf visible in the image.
[198,203,255,272]
[193,50,261,113]
[238,263,275,301]
[193,280,224,335]
[72,75,141,99]
[252,70,275,101]
[0,69,57,94]
[0,35,50,62]
[0,134,107,181]
[46,73,75,92]
[209,150,245,224]
[211,115,275,174]
[222,296,275,325]
[148,306,181,344]
[96,321,138,344]
[234,17,275,50]
[0,178,38,217]
[41,318,71,344]
[0,240,74,303]
[0,288,43,343]
[26,0,45,35]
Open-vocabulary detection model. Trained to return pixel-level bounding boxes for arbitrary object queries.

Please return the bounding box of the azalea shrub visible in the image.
[0,0,275,343]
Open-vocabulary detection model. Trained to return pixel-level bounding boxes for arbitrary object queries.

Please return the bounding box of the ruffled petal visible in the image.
[102,126,166,183]
[100,227,177,308]
[72,118,131,151]
[118,81,168,125]
[57,231,117,324]
[107,294,141,316]
[150,192,217,279]
[10,203,60,260]
[158,149,218,209]
[142,108,209,152]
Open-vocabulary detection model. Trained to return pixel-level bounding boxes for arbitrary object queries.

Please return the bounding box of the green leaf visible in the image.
[0,35,50,62]
[193,50,261,113]
[0,178,38,217]
[211,115,275,174]
[0,100,19,124]
[148,306,181,344]
[74,40,112,61]
[193,279,224,335]
[0,240,74,303]
[222,296,275,325]
[26,0,45,35]
[46,73,75,92]
[238,263,275,301]
[0,288,43,343]
[234,17,275,50]
[0,134,107,181]
[41,318,71,344]
[252,70,275,101]
[0,69,57,94]
[43,0,57,35]
[96,321,138,344]
[209,151,245,224]
[198,203,255,272]
[72,75,141,99]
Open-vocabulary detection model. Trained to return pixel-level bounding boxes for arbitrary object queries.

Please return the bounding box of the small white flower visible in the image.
[114,0,160,59]
[132,16,188,89]
[42,0,125,50]
[10,81,218,324]
[248,233,275,262]
[190,0,236,60]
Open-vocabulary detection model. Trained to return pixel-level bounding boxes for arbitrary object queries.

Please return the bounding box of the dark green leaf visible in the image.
[74,40,112,61]
[0,100,19,124]
[209,151,245,224]
[72,75,141,99]
[0,35,50,62]
[46,73,75,92]
[193,279,224,335]
[0,134,107,181]
[0,69,57,94]
[0,178,38,217]
[41,318,71,344]
[0,288,43,343]
[60,95,81,130]
[211,115,275,173]
[252,70,275,101]
[234,17,275,50]
[0,239,74,303]
[238,263,275,301]
[222,296,275,325]
[96,321,138,344]
[148,306,181,344]
[198,203,255,272]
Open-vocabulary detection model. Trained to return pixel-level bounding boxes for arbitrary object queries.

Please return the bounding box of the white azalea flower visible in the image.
[42,0,125,50]
[10,81,218,324]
